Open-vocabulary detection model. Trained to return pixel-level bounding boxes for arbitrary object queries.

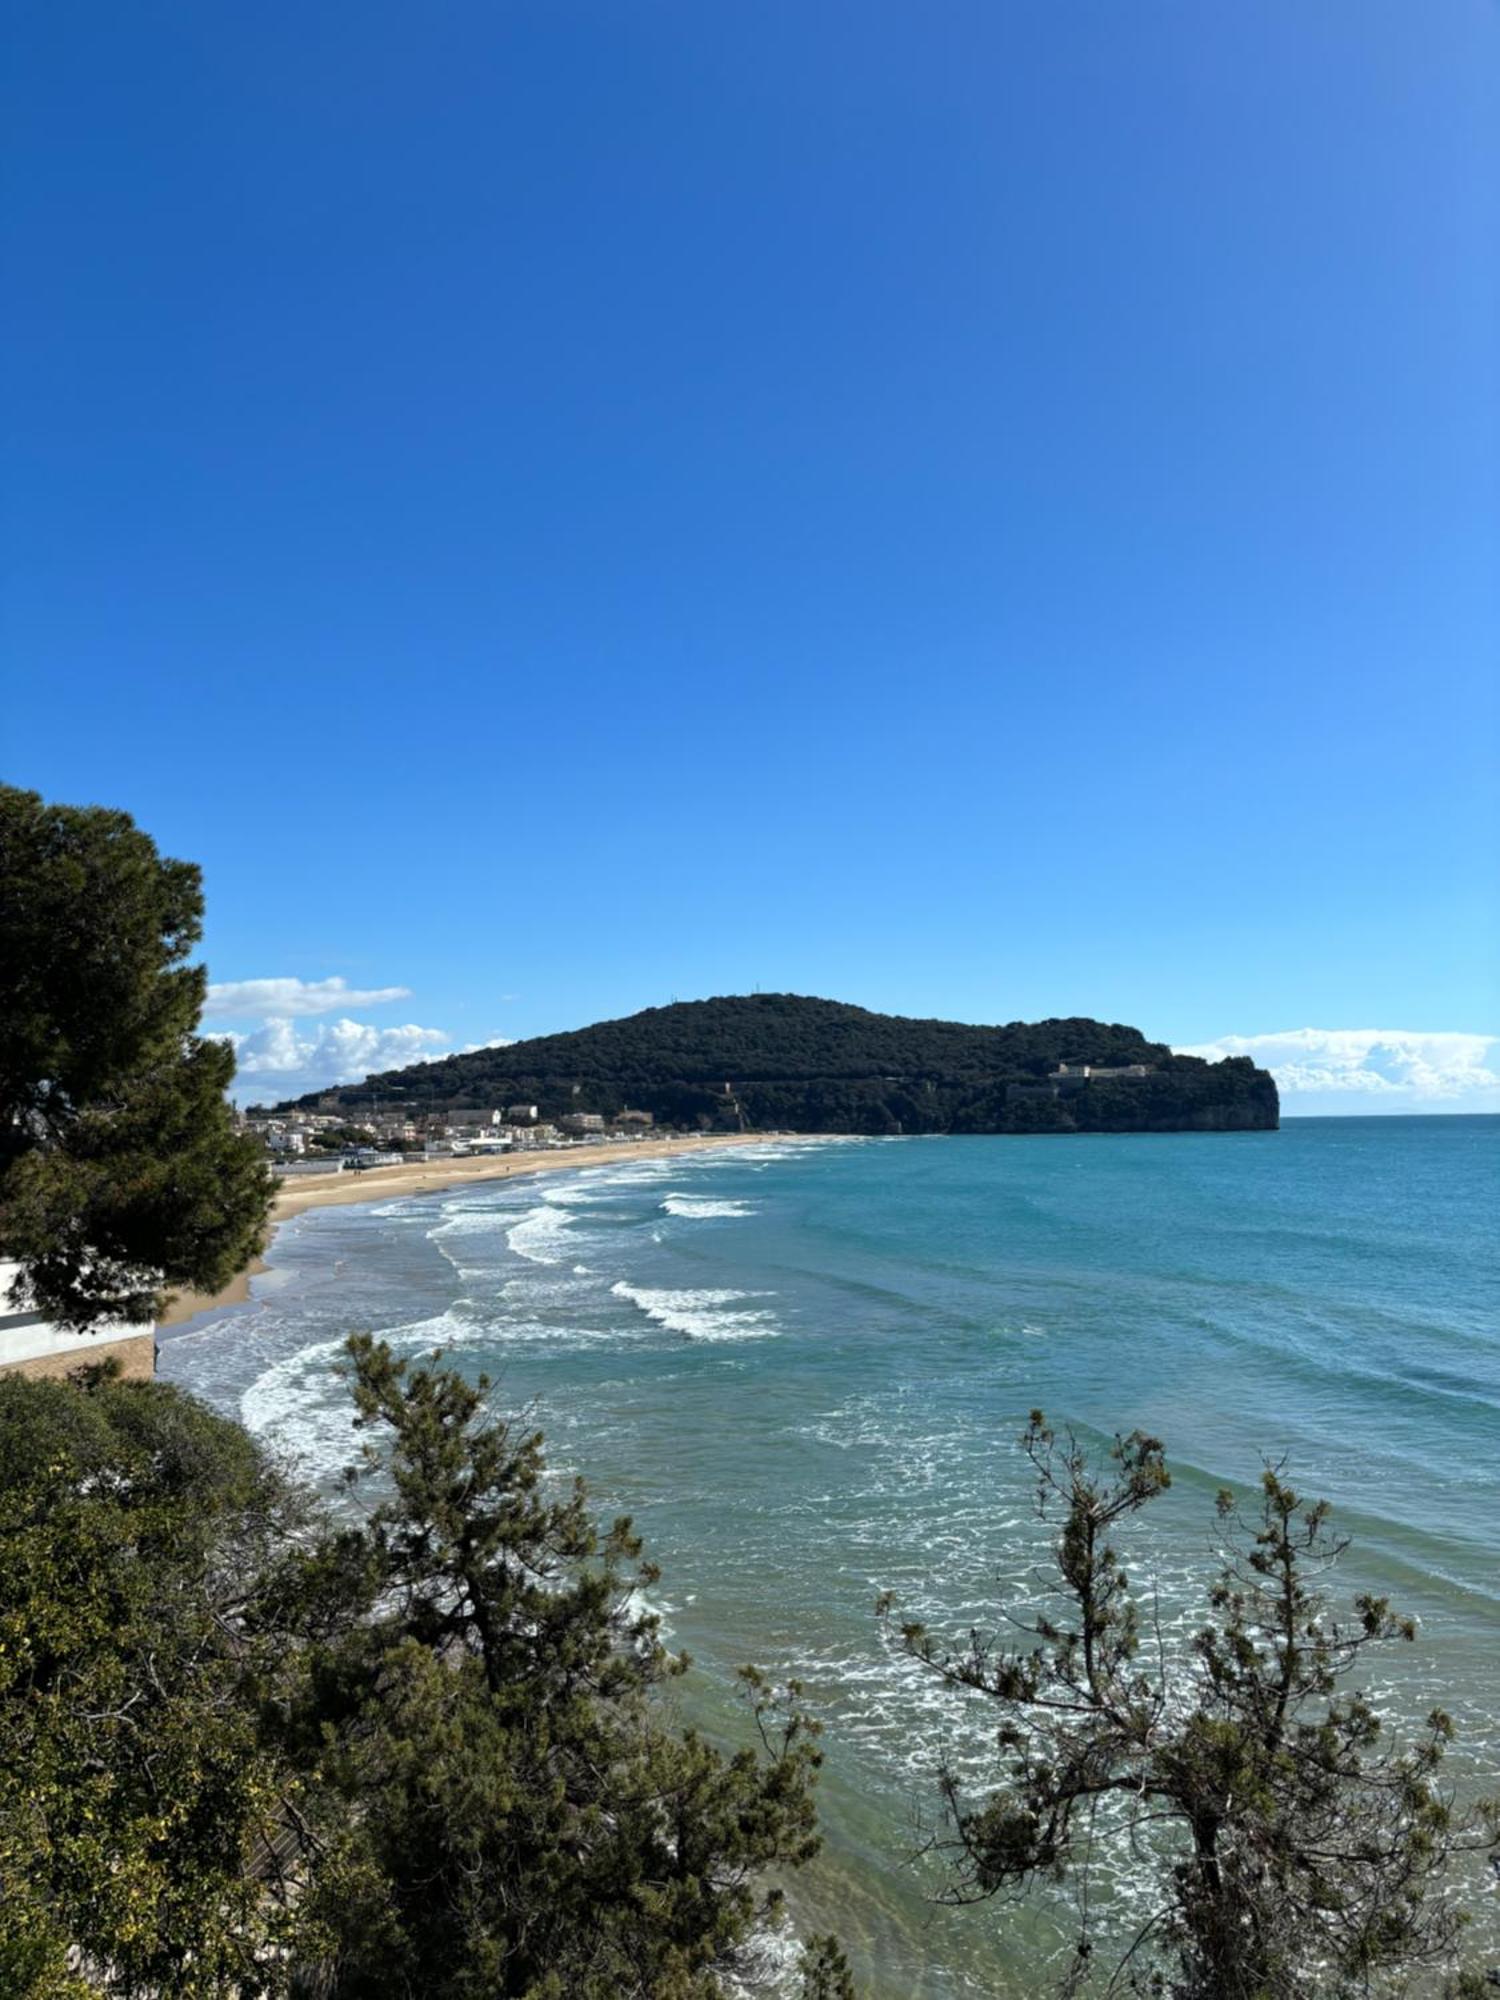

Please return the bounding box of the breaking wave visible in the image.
[506,1204,577,1264]
[660,1193,757,1219]
[608,1281,779,1342]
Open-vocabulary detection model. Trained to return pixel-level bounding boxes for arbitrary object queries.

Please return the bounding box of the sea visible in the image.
[161,1117,1500,1996]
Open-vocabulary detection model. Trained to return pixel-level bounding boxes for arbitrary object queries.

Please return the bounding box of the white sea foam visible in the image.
[241,1336,359,1477]
[239,1306,500,1476]
[734,1136,867,1167]
[428,1205,508,1240]
[467,1318,631,1350]
[505,1204,576,1264]
[609,1280,778,1342]
[622,1584,677,1642]
[660,1193,757,1219]
[721,1920,808,2000]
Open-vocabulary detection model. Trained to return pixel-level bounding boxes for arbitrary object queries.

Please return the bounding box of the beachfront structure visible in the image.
[0,1259,156,1383]
[446,1108,505,1134]
[615,1109,654,1127]
[559,1113,607,1135]
[506,1103,539,1123]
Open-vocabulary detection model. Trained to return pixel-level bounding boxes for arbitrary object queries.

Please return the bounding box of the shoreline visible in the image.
[158,1132,785,1331]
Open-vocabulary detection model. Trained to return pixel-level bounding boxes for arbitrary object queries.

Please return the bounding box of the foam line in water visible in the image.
[660,1193,757,1219]
[541,1182,607,1207]
[609,1280,778,1341]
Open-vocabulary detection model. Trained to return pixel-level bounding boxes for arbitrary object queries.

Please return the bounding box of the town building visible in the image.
[447,1107,503,1130]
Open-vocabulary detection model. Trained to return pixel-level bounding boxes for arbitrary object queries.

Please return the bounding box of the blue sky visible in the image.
[3,2,1496,1112]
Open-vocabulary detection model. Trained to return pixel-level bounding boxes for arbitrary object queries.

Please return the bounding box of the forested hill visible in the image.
[280,994,1279,1135]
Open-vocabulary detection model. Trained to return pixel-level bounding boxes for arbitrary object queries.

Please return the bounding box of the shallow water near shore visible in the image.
[162,1118,1500,1995]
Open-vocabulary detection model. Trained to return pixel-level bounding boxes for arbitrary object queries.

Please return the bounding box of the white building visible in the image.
[0,1259,156,1382]
[1051,1063,1153,1080]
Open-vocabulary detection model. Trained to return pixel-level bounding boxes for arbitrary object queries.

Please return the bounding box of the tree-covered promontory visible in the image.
[280,993,1279,1135]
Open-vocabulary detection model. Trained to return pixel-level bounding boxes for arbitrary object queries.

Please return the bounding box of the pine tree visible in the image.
[0,785,275,1328]
[884,1413,1499,1997]
[283,1334,837,1998]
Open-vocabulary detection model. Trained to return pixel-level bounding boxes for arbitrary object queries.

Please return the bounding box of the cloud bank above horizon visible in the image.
[225,1023,517,1100]
[1176,1028,1500,1113]
[224,1018,452,1101]
[206,972,515,1100]
[205,975,411,1019]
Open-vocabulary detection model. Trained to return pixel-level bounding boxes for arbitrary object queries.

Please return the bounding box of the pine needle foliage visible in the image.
[0,1344,844,1998]
[0,785,275,1327]
[289,1334,834,1999]
[883,1414,1499,1998]
[0,1363,312,1996]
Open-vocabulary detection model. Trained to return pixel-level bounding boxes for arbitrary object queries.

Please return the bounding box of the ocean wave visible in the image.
[427,1204,508,1240]
[609,1280,778,1342]
[541,1181,608,1207]
[660,1193,757,1219]
[240,1333,364,1478]
[506,1204,577,1264]
[462,1318,635,1351]
[622,1584,677,1641]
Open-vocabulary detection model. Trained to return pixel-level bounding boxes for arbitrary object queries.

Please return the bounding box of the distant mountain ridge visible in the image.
[278,994,1279,1135]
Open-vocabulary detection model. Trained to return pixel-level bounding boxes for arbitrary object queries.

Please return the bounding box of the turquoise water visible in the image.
[163,1119,1500,1994]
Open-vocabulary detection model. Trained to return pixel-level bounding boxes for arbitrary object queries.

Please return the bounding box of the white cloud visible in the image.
[458,1036,515,1054]
[222,1017,451,1101]
[206,976,411,1020]
[1176,1028,1500,1112]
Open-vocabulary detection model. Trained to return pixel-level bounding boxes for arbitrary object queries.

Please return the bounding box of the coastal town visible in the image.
[242,1099,660,1171]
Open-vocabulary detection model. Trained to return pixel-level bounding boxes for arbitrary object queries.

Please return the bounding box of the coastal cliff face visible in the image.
[283,995,1280,1138]
[1031,1096,1279,1135]
[997,1059,1281,1135]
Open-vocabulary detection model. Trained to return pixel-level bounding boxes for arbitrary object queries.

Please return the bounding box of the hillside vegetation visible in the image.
[282,994,1278,1134]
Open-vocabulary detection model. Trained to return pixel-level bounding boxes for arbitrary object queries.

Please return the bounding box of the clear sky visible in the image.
[3,2,1496,1112]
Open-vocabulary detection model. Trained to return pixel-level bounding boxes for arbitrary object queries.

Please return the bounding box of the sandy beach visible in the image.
[159,1133,780,1330]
